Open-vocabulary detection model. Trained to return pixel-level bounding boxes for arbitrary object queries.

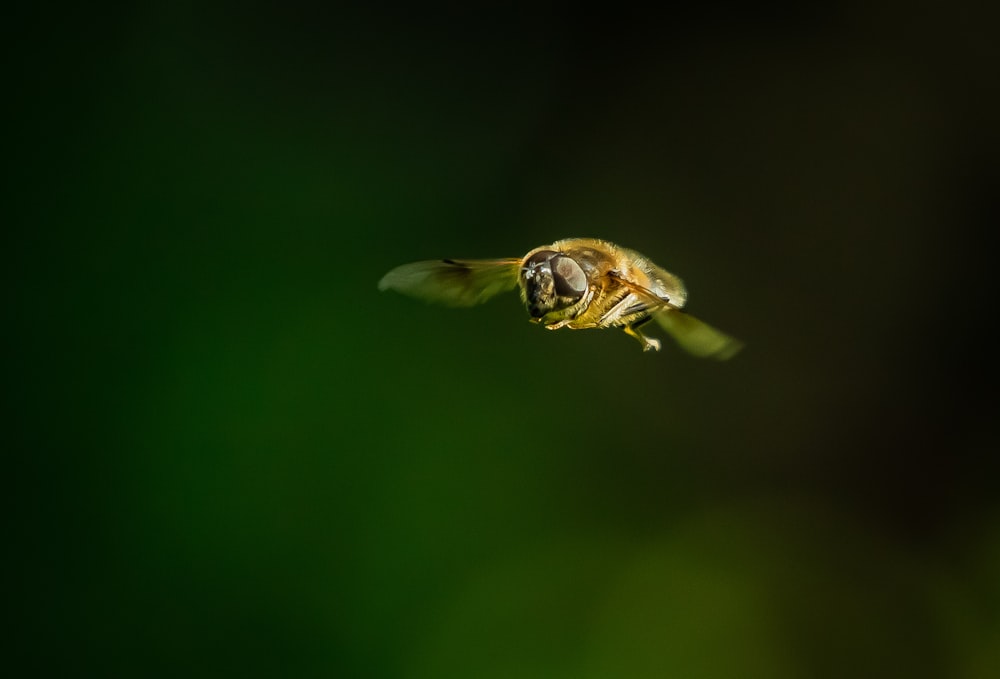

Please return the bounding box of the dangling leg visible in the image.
[623,321,661,352]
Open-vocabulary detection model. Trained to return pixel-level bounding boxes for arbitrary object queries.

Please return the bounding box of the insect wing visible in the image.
[613,274,742,360]
[378,258,521,307]
[653,308,743,360]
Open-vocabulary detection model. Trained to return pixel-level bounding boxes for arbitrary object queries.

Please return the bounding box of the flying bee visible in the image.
[378,237,742,358]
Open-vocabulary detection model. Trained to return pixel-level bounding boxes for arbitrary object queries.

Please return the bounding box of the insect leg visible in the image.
[623,323,661,352]
[544,319,573,330]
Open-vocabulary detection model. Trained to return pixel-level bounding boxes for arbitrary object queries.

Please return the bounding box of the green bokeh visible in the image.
[11,4,999,678]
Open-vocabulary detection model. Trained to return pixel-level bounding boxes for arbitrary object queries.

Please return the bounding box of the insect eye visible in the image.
[551,255,587,298]
[524,250,558,268]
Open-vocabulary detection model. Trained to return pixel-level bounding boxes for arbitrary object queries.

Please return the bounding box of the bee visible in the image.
[378,237,742,358]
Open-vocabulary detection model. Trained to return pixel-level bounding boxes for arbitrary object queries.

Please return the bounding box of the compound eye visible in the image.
[524,250,558,267]
[551,255,587,298]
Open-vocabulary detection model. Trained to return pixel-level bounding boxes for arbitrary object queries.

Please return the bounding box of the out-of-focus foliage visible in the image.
[9,3,998,678]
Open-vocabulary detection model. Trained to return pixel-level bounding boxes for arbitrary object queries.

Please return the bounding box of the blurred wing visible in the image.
[652,308,743,360]
[614,274,742,360]
[378,258,521,307]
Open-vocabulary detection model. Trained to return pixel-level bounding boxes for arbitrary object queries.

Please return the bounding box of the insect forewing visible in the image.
[653,309,743,360]
[378,258,521,307]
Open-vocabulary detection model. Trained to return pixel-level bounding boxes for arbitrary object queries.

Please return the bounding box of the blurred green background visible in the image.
[10,3,999,677]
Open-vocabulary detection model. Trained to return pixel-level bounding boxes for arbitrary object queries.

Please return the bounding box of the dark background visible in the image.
[10,3,999,677]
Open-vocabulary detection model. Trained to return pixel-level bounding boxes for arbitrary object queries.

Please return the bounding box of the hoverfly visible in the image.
[379,237,741,358]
